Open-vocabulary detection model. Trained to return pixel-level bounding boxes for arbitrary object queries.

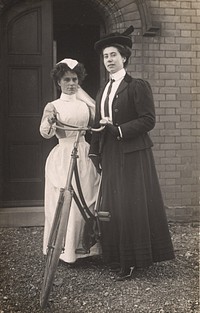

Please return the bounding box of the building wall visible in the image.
[143,0,198,221]
[148,0,199,221]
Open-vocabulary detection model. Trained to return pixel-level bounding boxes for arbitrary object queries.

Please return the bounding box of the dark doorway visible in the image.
[53,0,103,98]
[0,0,104,209]
[0,0,54,208]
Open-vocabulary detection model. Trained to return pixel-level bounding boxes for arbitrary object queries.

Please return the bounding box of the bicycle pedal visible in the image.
[98,211,111,222]
[75,248,90,254]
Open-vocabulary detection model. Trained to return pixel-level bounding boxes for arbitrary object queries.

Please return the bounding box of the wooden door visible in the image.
[1,0,54,207]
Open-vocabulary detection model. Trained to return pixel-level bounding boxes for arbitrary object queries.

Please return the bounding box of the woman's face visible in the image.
[58,71,79,95]
[103,46,125,74]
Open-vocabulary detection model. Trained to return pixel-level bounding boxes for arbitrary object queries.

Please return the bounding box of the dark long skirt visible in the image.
[101,134,175,269]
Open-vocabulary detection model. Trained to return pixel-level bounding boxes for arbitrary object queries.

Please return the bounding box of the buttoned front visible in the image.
[89,71,174,270]
[100,68,126,120]
[90,74,155,154]
[90,34,175,272]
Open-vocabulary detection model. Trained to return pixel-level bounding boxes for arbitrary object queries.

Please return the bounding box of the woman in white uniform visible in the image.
[40,58,100,263]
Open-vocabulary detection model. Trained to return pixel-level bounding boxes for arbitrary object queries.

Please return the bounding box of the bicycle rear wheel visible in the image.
[40,190,72,309]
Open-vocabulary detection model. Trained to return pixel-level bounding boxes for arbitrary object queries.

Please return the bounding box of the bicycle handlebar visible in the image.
[52,118,109,132]
[55,125,105,132]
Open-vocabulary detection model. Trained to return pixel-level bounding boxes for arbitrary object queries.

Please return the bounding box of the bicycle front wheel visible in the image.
[40,190,72,309]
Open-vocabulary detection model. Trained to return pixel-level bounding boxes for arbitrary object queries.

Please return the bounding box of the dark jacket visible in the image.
[89,73,155,155]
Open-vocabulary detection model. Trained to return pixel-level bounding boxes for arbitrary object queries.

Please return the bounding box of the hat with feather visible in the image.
[94,26,134,53]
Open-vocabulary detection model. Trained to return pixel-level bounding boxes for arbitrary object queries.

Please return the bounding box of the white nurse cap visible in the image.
[56,58,78,69]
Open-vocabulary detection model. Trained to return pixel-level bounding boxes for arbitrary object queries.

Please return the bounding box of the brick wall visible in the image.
[115,0,199,220]
[150,0,199,221]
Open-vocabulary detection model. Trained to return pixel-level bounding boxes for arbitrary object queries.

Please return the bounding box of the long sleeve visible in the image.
[120,79,155,139]
[39,102,56,139]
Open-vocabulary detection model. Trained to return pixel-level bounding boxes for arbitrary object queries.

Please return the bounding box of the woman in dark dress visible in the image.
[89,26,175,280]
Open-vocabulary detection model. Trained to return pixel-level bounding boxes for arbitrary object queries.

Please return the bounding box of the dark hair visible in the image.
[51,62,87,89]
[102,44,132,67]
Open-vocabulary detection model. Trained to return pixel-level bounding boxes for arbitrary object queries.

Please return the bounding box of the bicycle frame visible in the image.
[40,121,106,308]
[46,130,82,254]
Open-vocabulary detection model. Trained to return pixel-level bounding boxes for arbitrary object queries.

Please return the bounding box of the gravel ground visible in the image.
[0,223,199,313]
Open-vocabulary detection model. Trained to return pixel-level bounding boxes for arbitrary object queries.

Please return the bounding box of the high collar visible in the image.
[60,92,76,101]
[110,68,126,81]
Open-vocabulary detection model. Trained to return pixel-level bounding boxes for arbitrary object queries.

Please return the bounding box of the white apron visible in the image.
[40,93,101,263]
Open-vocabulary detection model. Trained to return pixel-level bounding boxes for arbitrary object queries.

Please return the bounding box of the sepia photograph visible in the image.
[0,0,199,312]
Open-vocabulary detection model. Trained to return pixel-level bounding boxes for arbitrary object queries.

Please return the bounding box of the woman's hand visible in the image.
[106,123,120,137]
[48,113,57,125]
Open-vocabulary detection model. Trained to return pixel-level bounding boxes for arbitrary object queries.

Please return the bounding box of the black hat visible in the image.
[94,25,134,53]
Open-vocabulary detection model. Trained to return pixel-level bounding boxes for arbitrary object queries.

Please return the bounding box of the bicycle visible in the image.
[40,120,109,309]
